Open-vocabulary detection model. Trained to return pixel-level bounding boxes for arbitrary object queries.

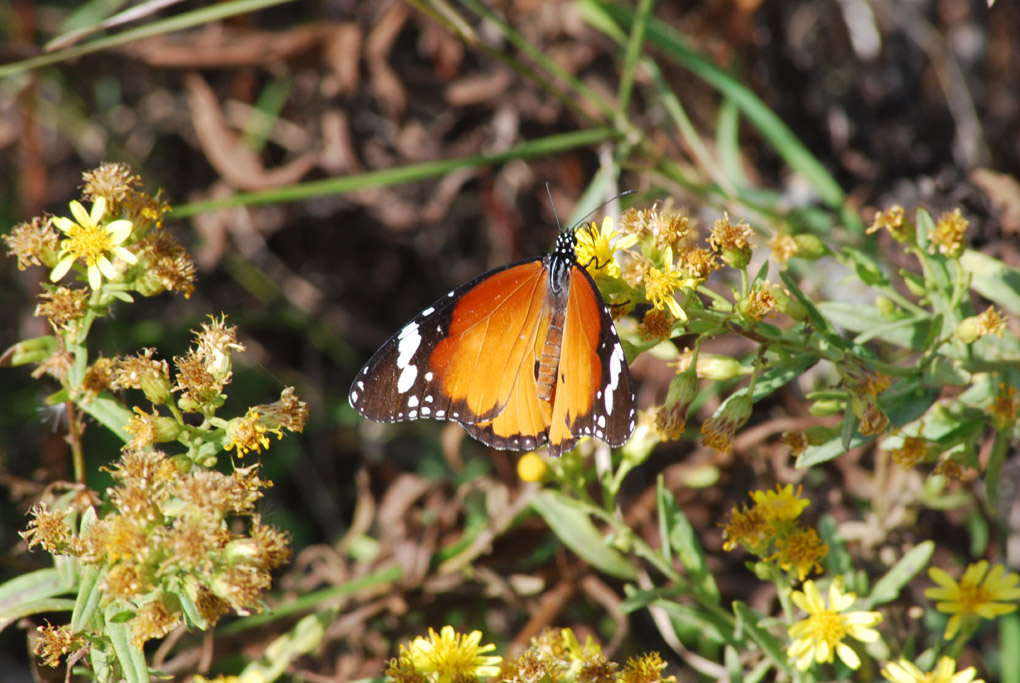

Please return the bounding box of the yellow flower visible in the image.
[644,255,694,321]
[928,208,969,258]
[882,656,984,683]
[787,579,883,671]
[771,528,828,581]
[924,561,1020,639]
[50,197,137,290]
[517,452,548,482]
[402,626,502,683]
[866,205,913,244]
[575,216,638,279]
[750,484,810,523]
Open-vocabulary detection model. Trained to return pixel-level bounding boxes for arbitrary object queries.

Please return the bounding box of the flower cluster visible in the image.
[388,625,675,683]
[24,450,290,652]
[721,484,828,581]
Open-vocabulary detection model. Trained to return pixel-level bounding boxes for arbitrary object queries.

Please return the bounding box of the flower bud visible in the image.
[792,234,828,260]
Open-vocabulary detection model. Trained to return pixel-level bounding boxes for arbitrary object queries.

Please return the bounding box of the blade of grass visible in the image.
[171,127,616,217]
[617,0,655,115]
[584,0,846,212]
[0,0,297,78]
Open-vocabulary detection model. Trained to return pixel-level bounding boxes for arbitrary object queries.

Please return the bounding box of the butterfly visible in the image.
[349,225,636,456]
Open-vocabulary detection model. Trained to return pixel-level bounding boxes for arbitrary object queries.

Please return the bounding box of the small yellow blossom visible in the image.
[889,435,930,470]
[925,560,1020,639]
[400,626,502,683]
[225,411,276,457]
[882,656,984,683]
[956,306,1006,343]
[770,233,799,265]
[867,205,913,243]
[750,484,810,523]
[771,528,828,581]
[988,383,1018,430]
[787,579,883,671]
[929,209,969,258]
[50,197,138,290]
[34,622,85,668]
[721,504,769,553]
[643,253,694,321]
[517,452,548,482]
[575,217,638,279]
[621,652,676,683]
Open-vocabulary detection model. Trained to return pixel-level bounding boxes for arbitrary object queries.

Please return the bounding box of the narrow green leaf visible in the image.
[732,602,791,674]
[79,394,133,444]
[869,541,934,606]
[105,603,149,683]
[1001,612,1020,683]
[71,565,104,633]
[668,510,720,603]
[0,568,73,619]
[0,598,77,629]
[531,491,637,580]
[817,302,932,350]
[620,585,691,613]
[654,601,734,645]
[656,475,675,565]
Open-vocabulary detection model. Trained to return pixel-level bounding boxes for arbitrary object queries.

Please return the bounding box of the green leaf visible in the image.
[817,302,932,350]
[531,491,637,580]
[961,250,1020,316]
[0,567,75,625]
[733,602,792,674]
[819,515,853,577]
[0,598,77,629]
[668,509,720,603]
[620,585,691,613]
[779,270,845,347]
[656,476,675,565]
[79,393,133,444]
[868,541,934,607]
[105,602,149,683]
[71,565,104,633]
[841,246,888,286]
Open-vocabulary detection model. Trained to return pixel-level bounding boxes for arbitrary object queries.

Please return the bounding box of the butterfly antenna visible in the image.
[545,182,563,232]
[570,189,637,233]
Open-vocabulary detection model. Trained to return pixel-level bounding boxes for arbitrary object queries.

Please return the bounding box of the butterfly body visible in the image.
[350,228,635,456]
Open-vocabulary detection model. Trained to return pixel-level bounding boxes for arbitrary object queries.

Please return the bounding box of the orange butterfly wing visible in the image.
[350,229,635,455]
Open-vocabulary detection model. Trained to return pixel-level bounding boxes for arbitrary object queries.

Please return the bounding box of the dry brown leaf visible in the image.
[971,167,1020,234]
[185,72,317,191]
[444,70,514,107]
[323,23,362,96]
[123,24,336,68]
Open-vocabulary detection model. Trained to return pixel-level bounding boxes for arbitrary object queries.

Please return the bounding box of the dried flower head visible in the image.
[701,393,752,455]
[679,245,719,281]
[82,355,116,398]
[957,306,1007,343]
[4,216,60,270]
[889,435,930,470]
[195,315,245,382]
[721,504,769,553]
[34,622,86,668]
[82,162,141,206]
[22,503,73,554]
[655,368,699,440]
[622,205,692,252]
[929,208,969,258]
[113,348,173,406]
[741,281,779,321]
[782,431,810,457]
[637,307,675,342]
[708,214,754,268]
[134,231,196,298]
[35,285,89,328]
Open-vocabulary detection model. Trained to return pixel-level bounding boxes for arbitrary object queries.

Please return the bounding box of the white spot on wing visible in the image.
[408,409,418,418]
[408,396,419,408]
[425,372,434,381]
[351,391,358,403]
[436,410,446,417]
[598,415,606,428]
[421,406,431,416]
[605,345,624,415]
[421,307,435,317]
[397,364,418,393]
[397,323,421,368]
